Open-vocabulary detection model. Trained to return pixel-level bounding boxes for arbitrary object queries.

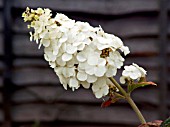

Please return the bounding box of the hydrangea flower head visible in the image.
[22,7,130,98]
[120,63,147,84]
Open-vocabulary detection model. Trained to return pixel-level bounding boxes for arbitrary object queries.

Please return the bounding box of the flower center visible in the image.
[100,48,112,58]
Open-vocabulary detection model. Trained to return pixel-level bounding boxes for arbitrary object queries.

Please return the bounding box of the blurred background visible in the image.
[0,0,169,127]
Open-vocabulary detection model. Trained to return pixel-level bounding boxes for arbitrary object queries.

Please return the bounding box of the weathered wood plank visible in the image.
[0,61,4,87]
[13,57,159,70]
[12,86,98,104]
[0,76,3,87]
[13,0,158,15]
[0,92,2,103]
[125,57,159,69]
[12,86,160,106]
[0,0,3,8]
[12,68,60,85]
[76,16,158,38]
[0,34,3,55]
[0,12,2,31]
[12,104,158,124]
[124,38,158,54]
[13,35,158,56]
[12,67,158,86]
[0,110,4,122]
[0,61,4,70]
[13,16,158,38]
[167,43,170,53]
[14,59,47,68]
[13,35,43,56]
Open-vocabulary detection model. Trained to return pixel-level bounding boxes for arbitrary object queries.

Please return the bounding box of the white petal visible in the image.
[62,53,72,61]
[50,31,57,39]
[59,27,68,33]
[97,37,107,44]
[92,84,99,92]
[106,67,117,77]
[87,54,98,66]
[97,44,110,50]
[44,54,49,61]
[59,34,68,43]
[73,41,82,46]
[122,70,131,77]
[81,82,90,89]
[120,46,130,56]
[62,67,75,78]
[39,30,47,38]
[62,68,69,78]
[130,72,140,80]
[98,58,106,66]
[57,57,66,66]
[45,52,56,62]
[49,54,56,62]
[58,74,68,90]
[115,61,123,69]
[77,43,85,50]
[37,26,43,33]
[43,32,50,39]
[85,65,95,75]
[42,39,50,47]
[95,66,106,77]
[94,90,103,99]
[77,72,87,81]
[102,85,109,96]
[49,61,56,68]
[66,44,77,54]
[77,52,86,62]
[78,62,86,70]
[94,77,106,87]
[54,67,63,75]
[87,75,97,83]
[120,76,126,84]
[53,47,59,55]
[124,65,134,71]
[67,58,76,67]
[114,37,123,48]
[29,32,33,41]
[69,77,79,88]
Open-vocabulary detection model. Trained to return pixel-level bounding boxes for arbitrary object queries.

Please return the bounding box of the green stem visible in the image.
[109,77,146,124]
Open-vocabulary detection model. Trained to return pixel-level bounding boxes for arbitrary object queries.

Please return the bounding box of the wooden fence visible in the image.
[0,0,169,127]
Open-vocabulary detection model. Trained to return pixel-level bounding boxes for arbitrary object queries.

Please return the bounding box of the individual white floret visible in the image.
[120,63,147,84]
[92,77,109,98]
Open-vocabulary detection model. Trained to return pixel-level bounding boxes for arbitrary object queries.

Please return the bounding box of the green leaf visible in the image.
[161,117,170,127]
[128,81,157,93]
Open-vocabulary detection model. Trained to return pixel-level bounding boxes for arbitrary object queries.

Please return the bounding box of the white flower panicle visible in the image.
[22,7,130,99]
[120,63,147,84]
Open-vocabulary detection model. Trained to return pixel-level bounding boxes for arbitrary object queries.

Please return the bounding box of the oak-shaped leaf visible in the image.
[128,81,157,93]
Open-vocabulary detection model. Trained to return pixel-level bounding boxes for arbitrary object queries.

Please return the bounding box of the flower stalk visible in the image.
[109,77,146,124]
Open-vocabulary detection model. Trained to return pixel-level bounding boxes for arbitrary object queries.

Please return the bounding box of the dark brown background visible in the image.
[0,0,169,127]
